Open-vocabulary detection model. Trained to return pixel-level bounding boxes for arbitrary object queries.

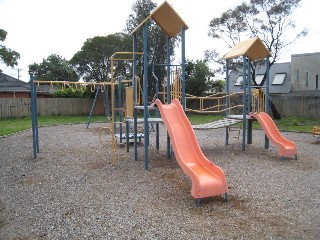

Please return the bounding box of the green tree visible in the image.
[70,33,132,82]
[211,79,225,93]
[185,60,215,97]
[206,0,307,82]
[206,0,307,118]
[0,29,20,70]
[125,0,177,100]
[28,54,78,81]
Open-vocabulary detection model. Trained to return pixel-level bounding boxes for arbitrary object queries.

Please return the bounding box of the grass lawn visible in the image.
[0,115,107,136]
[0,114,319,137]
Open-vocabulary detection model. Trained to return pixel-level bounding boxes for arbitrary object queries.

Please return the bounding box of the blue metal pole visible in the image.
[133,33,138,160]
[86,85,100,128]
[225,59,229,146]
[153,64,160,151]
[266,57,270,113]
[134,106,138,160]
[166,35,171,158]
[265,57,270,149]
[30,74,37,158]
[181,25,186,109]
[118,77,123,143]
[247,59,252,145]
[133,34,137,103]
[242,56,247,151]
[247,59,252,112]
[166,35,171,104]
[34,80,39,153]
[143,23,149,170]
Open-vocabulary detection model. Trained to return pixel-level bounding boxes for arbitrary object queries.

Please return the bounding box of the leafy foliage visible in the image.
[0,29,20,69]
[206,0,307,85]
[211,79,225,93]
[185,60,215,96]
[70,33,132,82]
[29,54,78,82]
[206,0,307,119]
[53,87,92,98]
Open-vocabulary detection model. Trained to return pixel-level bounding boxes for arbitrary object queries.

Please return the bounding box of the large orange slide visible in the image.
[154,99,228,206]
[249,112,297,158]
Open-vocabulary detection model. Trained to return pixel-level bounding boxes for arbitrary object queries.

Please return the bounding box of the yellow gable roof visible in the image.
[130,1,189,38]
[224,37,272,61]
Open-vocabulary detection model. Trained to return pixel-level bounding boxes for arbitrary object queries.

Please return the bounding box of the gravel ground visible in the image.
[0,123,319,239]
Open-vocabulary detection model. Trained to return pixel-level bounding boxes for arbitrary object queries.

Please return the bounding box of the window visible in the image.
[306,72,309,87]
[272,73,286,85]
[296,70,300,84]
[255,74,264,85]
[316,75,319,90]
[234,76,243,86]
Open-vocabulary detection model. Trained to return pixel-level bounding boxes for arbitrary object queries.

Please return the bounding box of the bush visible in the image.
[53,87,93,98]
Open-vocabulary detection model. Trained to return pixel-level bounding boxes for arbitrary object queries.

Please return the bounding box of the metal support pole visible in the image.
[143,23,149,170]
[134,107,138,160]
[87,85,100,128]
[118,77,123,143]
[34,79,39,153]
[133,33,138,159]
[166,34,171,158]
[181,25,186,110]
[166,35,171,104]
[153,64,160,151]
[225,59,229,146]
[265,57,270,149]
[133,34,137,103]
[247,59,252,144]
[30,74,38,158]
[242,56,247,151]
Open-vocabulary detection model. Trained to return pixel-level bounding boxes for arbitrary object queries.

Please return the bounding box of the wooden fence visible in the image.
[0,92,319,118]
[0,98,105,118]
[271,92,320,118]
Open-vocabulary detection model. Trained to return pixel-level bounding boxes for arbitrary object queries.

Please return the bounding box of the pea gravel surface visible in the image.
[0,123,319,239]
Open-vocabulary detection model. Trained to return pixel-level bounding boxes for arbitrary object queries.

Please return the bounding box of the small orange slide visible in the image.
[250,112,297,158]
[154,99,228,206]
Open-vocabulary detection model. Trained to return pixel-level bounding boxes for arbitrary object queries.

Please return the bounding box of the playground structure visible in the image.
[155,66,183,104]
[222,37,297,158]
[30,51,145,164]
[29,1,298,206]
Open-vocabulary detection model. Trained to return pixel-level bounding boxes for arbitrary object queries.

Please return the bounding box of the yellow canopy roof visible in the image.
[224,37,272,61]
[130,1,189,38]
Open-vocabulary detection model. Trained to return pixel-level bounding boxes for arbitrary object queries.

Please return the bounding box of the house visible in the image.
[291,52,320,91]
[229,52,320,94]
[0,73,52,98]
[227,52,320,117]
[229,62,292,94]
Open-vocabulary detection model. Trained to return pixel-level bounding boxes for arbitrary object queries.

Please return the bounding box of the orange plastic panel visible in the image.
[155,99,228,199]
[250,112,297,157]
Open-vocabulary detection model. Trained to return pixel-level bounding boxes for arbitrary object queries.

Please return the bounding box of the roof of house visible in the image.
[224,37,272,61]
[130,1,189,38]
[228,62,291,94]
[0,73,31,92]
[0,73,50,94]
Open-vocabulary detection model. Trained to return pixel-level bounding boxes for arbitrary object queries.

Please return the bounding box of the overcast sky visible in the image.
[0,0,318,82]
